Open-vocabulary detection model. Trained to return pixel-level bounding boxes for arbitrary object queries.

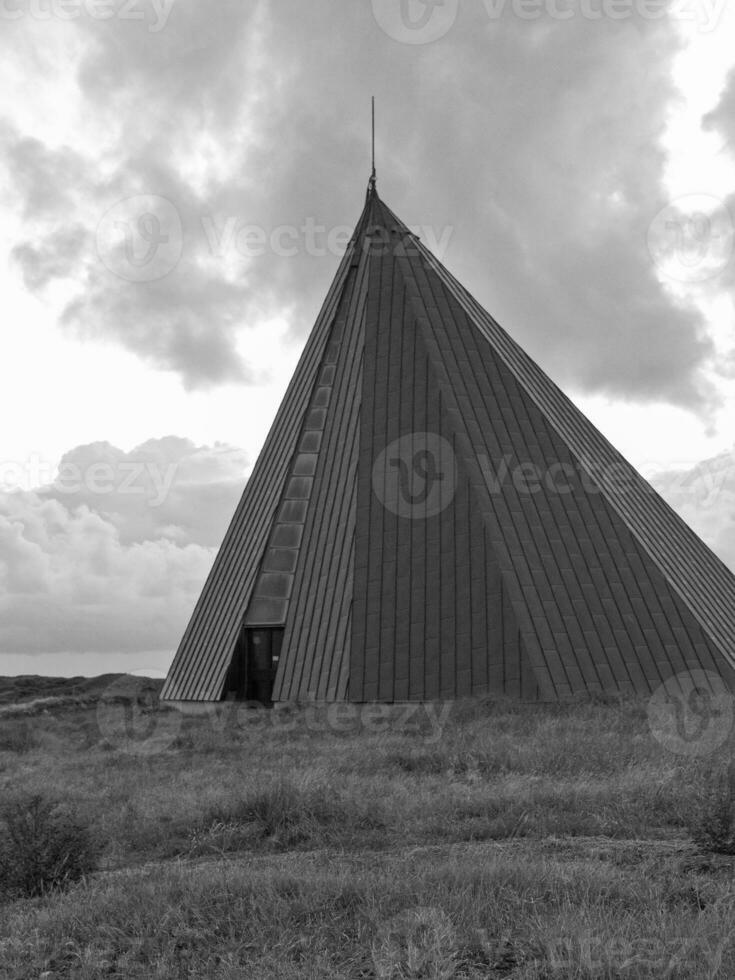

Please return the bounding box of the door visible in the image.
[222,627,283,704]
[245,627,283,705]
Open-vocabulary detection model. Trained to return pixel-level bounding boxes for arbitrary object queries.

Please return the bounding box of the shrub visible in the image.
[690,763,735,855]
[0,793,100,899]
[0,719,36,753]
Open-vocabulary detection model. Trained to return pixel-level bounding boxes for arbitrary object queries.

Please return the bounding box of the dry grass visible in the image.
[1,692,734,977]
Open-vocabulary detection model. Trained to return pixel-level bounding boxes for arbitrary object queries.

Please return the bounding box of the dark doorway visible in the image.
[223,627,283,705]
[245,628,283,704]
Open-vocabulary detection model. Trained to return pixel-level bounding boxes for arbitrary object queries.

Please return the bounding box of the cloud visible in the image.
[39,436,249,545]
[704,67,735,147]
[699,69,735,377]
[11,225,88,290]
[652,449,735,573]
[1,129,258,388]
[5,134,88,220]
[0,0,720,407]
[0,437,247,658]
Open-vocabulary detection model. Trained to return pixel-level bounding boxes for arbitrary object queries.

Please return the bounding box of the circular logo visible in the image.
[372,906,456,979]
[373,432,457,519]
[96,195,183,282]
[647,194,734,283]
[96,669,182,756]
[371,0,459,44]
[648,670,733,757]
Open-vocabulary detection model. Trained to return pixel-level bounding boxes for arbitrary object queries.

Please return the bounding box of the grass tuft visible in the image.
[0,718,37,753]
[189,778,387,854]
[691,762,735,855]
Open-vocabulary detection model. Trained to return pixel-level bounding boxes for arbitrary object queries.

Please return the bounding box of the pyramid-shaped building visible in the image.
[161,183,735,705]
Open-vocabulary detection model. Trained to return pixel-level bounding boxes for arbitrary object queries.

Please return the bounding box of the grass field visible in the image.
[1,677,734,978]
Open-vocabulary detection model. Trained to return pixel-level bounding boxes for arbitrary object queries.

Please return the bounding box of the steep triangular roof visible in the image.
[161,187,735,702]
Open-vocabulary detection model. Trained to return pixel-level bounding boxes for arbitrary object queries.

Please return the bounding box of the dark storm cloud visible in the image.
[233,4,715,408]
[59,253,255,389]
[0,0,719,406]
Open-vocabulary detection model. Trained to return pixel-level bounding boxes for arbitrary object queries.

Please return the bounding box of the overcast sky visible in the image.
[1,0,734,677]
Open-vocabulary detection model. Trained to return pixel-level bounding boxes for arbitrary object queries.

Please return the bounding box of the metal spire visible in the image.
[368,96,377,198]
